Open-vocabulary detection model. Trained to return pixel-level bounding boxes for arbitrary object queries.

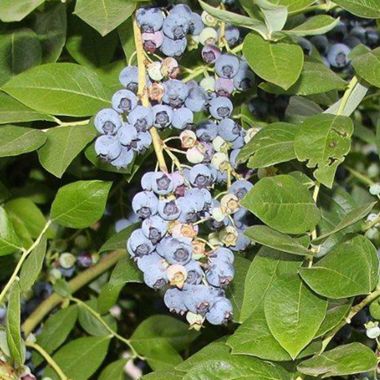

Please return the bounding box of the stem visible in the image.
[26,341,69,380]
[183,65,208,83]
[70,297,142,359]
[337,76,359,115]
[345,166,374,186]
[321,287,380,352]
[22,250,125,336]
[133,17,168,173]
[0,220,52,305]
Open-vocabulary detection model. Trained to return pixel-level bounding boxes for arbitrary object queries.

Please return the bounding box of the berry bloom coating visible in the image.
[117,123,138,146]
[141,215,168,244]
[206,297,233,325]
[112,89,138,114]
[215,54,240,79]
[119,66,139,93]
[327,43,351,68]
[132,191,159,219]
[127,229,155,258]
[94,108,122,135]
[172,107,194,129]
[136,7,164,32]
[152,104,173,129]
[160,36,187,57]
[157,236,193,265]
[151,172,174,195]
[128,106,154,132]
[209,97,233,119]
[95,135,121,161]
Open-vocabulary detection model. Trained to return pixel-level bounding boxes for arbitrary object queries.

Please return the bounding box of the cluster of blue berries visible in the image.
[126,169,252,326]
[303,11,379,70]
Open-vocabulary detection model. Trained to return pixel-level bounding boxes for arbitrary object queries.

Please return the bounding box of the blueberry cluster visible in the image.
[304,12,379,70]
[127,170,252,326]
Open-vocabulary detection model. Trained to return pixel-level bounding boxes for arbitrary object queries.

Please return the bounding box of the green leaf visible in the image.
[0,92,54,124]
[98,256,143,313]
[228,308,291,361]
[99,359,128,380]
[245,225,312,255]
[352,46,380,88]
[243,33,303,90]
[267,0,316,14]
[5,198,51,243]
[182,355,292,380]
[294,113,354,188]
[32,2,67,62]
[6,282,24,366]
[74,0,136,37]
[297,343,378,377]
[255,0,288,34]
[240,247,302,321]
[333,0,380,18]
[0,29,42,86]
[44,336,110,380]
[226,256,251,323]
[314,201,376,242]
[0,126,47,158]
[315,299,352,338]
[199,0,268,38]
[260,61,347,95]
[78,299,116,336]
[0,0,45,22]
[326,79,368,116]
[19,236,46,292]
[0,206,22,256]
[37,124,96,178]
[99,223,138,253]
[2,63,112,117]
[51,180,111,229]
[264,272,327,359]
[66,17,118,68]
[143,370,184,380]
[94,60,127,92]
[53,278,72,298]
[241,175,320,234]
[285,15,339,36]
[130,315,199,371]
[33,305,78,366]
[299,235,379,298]
[238,122,299,167]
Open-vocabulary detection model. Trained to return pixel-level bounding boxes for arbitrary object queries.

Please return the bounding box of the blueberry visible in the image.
[229,148,240,169]
[157,236,193,265]
[215,78,234,97]
[151,172,174,195]
[141,215,168,244]
[160,36,187,57]
[171,107,194,129]
[185,187,211,212]
[185,85,208,112]
[170,4,193,23]
[209,247,234,264]
[189,12,204,35]
[183,285,213,315]
[206,260,234,287]
[310,35,329,55]
[327,43,351,68]
[128,106,154,132]
[130,131,152,152]
[163,79,189,108]
[164,288,187,314]
[229,179,253,200]
[95,135,122,162]
[231,133,245,149]
[177,196,199,223]
[189,164,213,188]
[201,44,221,64]
[136,252,165,272]
[230,232,250,251]
[141,172,155,190]
[127,229,155,258]
[132,191,159,219]
[143,266,168,289]
[218,118,240,141]
[112,89,138,113]
[119,66,139,93]
[136,7,164,32]
[152,104,173,129]
[206,297,232,325]
[184,260,203,285]
[163,14,190,40]
[110,147,134,168]
[215,54,240,79]
[117,123,138,146]
[94,108,122,135]
[209,96,233,119]
[233,61,255,91]
[158,199,181,221]
[224,25,240,47]
[298,37,313,56]
[143,31,164,53]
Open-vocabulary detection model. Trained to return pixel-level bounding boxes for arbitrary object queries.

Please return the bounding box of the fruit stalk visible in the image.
[133,16,168,173]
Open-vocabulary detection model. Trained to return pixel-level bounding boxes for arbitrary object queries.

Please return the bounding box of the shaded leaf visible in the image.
[285,15,339,36]
[0,206,22,256]
[0,0,45,22]
[333,0,380,18]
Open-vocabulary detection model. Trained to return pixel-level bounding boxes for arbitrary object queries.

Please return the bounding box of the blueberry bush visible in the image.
[1,0,380,379]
